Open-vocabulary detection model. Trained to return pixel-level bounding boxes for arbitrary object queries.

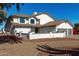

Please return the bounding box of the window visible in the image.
[57,28,66,33]
[30,19,35,24]
[20,17,25,23]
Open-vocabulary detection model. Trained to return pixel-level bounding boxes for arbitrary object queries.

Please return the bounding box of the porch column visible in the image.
[71,29,73,36]
[56,28,57,32]
[19,31,22,37]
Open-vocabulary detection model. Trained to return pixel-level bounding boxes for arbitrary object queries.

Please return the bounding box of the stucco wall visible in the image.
[13,18,18,23]
[35,14,54,25]
[56,22,73,29]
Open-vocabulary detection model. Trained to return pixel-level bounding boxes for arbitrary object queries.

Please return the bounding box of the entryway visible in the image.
[35,27,39,33]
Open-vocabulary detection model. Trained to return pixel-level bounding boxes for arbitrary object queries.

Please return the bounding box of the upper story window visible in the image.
[20,17,25,23]
[30,19,35,24]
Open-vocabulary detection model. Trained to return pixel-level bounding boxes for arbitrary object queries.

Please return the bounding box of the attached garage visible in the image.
[14,27,31,33]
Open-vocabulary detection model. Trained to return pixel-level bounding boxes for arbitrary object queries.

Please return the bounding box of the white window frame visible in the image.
[18,17,26,24]
[29,17,36,25]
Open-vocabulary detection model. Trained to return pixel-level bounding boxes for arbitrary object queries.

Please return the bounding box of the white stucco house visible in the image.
[5,12,73,39]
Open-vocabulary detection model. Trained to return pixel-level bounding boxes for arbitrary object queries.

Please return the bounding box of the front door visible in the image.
[35,27,39,33]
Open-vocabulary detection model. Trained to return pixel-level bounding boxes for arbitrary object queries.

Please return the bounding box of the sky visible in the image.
[1,3,79,30]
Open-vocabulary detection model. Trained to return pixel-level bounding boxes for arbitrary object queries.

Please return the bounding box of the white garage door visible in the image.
[15,27,31,33]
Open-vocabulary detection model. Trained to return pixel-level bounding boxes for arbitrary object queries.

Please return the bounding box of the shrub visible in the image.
[0,35,23,44]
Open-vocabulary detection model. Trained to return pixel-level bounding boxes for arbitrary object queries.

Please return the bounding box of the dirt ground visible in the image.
[0,38,79,56]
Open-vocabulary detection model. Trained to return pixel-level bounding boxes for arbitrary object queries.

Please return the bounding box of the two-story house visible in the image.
[5,12,73,37]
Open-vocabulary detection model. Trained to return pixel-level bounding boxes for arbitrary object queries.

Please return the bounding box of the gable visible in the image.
[56,22,73,29]
[35,14,55,25]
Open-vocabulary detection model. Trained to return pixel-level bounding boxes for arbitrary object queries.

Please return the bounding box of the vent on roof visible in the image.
[33,12,37,15]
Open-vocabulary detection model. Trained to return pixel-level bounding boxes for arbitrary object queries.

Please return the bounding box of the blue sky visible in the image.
[1,3,79,30]
[4,3,79,24]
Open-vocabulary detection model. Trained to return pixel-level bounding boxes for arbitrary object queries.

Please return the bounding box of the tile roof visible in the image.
[9,14,40,21]
[42,20,65,27]
[13,20,65,28]
[13,23,41,27]
[10,14,30,18]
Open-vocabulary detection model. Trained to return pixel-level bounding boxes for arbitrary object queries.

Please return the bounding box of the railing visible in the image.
[29,32,66,39]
